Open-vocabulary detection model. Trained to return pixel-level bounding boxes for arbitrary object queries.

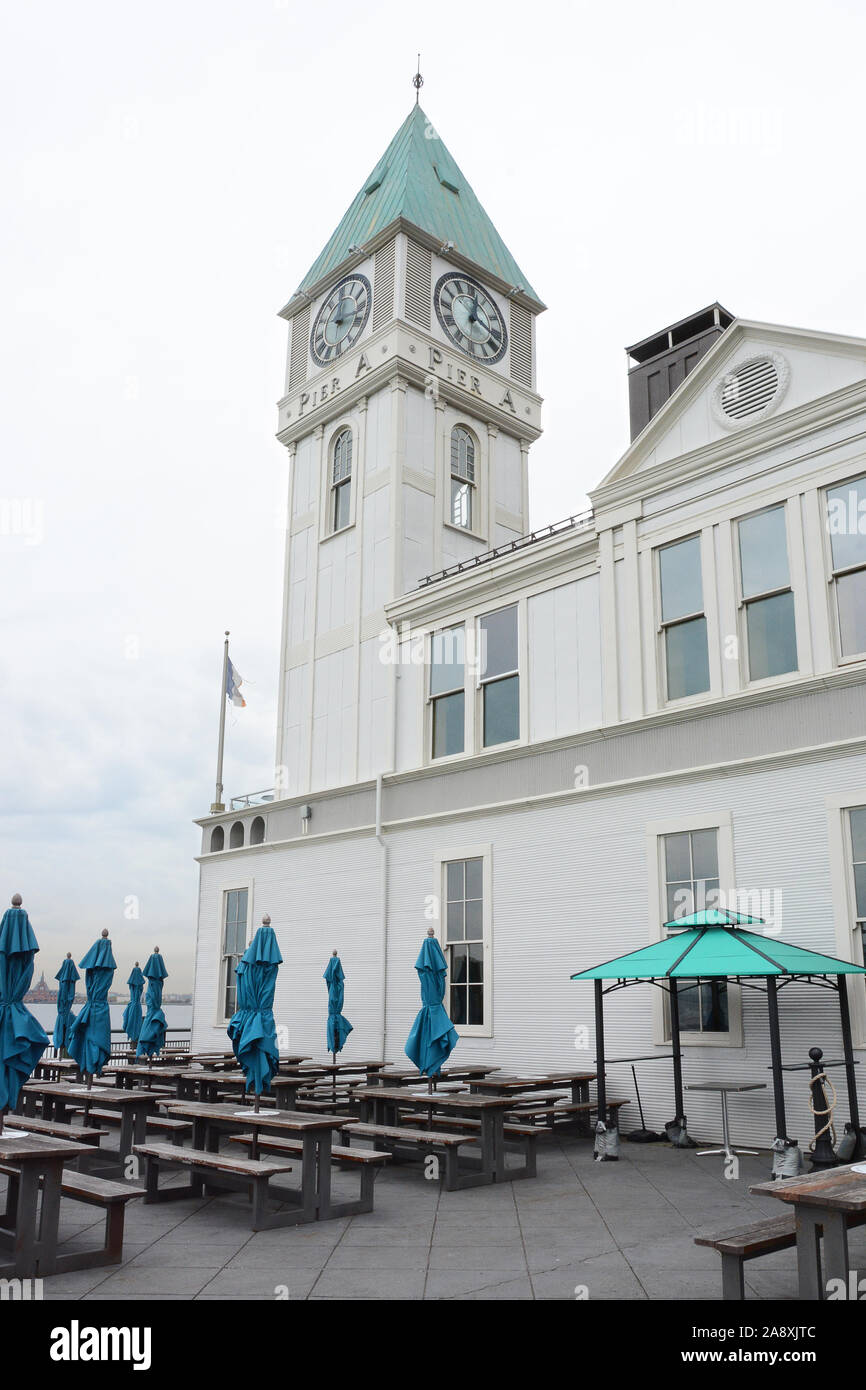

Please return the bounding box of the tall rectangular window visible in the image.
[430,626,465,758]
[662,829,728,1034]
[331,429,352,533]
[827,475,866,659]
[445,857,484,1026]
[450,427,476,531]
[221,887,248,1018]
[737,505,798,680]
[658,536,710,700]
[479,604,519,746]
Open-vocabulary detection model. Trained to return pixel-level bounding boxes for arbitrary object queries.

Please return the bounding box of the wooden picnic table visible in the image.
[33,1057,81,1083]
[468,1071,596,1106]
[751,1162,866,1299]
[370,1064,500,1087]
[175,1070,306,1108]
[353,1085,529,1185]
[159,1100,352,1224]
[20,1081,165,1167]
[0,1130,93,1277]
[108,1064,189,1092]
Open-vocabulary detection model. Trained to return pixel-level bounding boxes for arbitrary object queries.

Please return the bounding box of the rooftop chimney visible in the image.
[626,302,734,441]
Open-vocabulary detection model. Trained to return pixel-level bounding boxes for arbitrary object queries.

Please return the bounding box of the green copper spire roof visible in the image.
[292,105,541,305]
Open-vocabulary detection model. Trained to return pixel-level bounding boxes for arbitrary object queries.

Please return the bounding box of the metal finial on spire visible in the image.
[413,54,423,104]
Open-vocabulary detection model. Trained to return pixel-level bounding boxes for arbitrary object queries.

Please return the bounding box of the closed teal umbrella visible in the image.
[53,953,79,1051]
[136,950,168,1058]
[67,931,116,1081]
[324,951,353,1057]
[228,916,282,1107]
[0,895,50,1129]
[122,963,145,1045]
[405,929,459,1079]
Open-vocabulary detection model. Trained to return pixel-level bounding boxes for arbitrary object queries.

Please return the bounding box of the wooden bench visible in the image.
[71,1108,193,1146]
[3,1115,109,1156]
[133,1142,294,1230]
[339,1122,477,1190]
[504,1098,630,1130]
[229,1134,391,1215]
[398,1113,542,1175]
[695,1215,797,1299]
[695,1209,866,1299]
[0,1163,144,1273]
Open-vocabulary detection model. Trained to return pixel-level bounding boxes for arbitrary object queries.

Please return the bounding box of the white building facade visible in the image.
[190,105,866,1148]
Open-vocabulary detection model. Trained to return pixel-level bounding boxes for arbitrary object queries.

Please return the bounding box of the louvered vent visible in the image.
[510,302,532,387]
[288,304,310,391]
[404,240,432,328]
[372,240,396,332]
[720,358,779,421]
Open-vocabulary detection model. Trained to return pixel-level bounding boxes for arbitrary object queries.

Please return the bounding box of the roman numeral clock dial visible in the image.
[434,272,507,365]
[310,273,371,366]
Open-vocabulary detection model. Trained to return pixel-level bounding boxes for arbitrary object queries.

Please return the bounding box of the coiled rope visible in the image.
[808,1069,837,1152]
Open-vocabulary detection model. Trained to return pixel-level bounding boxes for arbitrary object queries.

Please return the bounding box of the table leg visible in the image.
[118,1108,135,1165]
[821,1210,850,1298]
[36,1159,63,1276]
[301,1132,319,1221]
[10,1164,41,1278]
[316,1131,333,1219]
[795,1209,824,1301]
[479,1111,498,1183]
[719,1092,732,1157]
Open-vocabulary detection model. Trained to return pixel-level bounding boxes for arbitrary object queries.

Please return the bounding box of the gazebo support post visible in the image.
[837,975,866,1160]
[765,977,789,1141]
[594,979,607,1124]
[669,980,685,1123]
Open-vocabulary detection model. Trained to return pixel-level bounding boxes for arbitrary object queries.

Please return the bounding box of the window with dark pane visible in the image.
[445,856,484,1027]
[430,625,465,758]
[661,828,727,1034]
[479,604,519,746]
[737,506,797,680]
[222,887,248,1018]
[827,476,866,659]
[658,537,710,700]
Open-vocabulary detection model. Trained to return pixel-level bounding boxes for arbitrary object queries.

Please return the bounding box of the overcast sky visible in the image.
[3,0,865,990]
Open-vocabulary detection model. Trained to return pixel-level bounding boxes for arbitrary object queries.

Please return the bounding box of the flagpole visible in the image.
[211,630,230,813]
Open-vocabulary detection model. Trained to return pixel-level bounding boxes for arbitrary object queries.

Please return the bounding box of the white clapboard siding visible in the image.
[194,742,866,1150]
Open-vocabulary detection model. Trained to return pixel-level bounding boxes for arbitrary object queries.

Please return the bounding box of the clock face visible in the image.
[434,272,507,364]
[310,273,371,366]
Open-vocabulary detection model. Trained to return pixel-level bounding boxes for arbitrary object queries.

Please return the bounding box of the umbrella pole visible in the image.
[594,979,607,1124]
[332,1051,337,1105]
[765,976,789,1141]
[837,974,866,1160]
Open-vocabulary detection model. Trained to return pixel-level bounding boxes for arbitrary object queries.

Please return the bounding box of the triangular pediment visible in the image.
[597,320,866,493]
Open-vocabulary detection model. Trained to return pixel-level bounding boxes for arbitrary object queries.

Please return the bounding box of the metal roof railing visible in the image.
[416,509,595,589]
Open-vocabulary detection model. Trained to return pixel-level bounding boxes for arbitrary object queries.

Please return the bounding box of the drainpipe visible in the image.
[376,772,389,1062]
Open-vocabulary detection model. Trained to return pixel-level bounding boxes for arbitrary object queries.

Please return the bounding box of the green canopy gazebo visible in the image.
[572,908,866,1158]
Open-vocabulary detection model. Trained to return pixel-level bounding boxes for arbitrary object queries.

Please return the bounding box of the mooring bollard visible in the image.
[807,1047,838,1170]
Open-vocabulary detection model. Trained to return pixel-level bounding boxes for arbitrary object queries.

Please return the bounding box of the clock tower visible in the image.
[274,103,544,796]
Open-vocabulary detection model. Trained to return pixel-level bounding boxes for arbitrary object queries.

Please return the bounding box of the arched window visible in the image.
[210,826,224,852]
[331,428,352,532]
[450,427,476,531]
[250,816,265,846]
[229,821,244,849]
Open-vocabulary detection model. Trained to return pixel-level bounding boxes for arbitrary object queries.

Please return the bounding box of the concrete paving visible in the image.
[9,1134,865,1301]
[8,1134,866,1295]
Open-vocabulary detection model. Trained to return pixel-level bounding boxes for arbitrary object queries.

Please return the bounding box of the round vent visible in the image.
[713,351,789,428]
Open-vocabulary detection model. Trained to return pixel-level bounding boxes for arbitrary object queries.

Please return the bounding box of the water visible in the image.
[29,1002,192,1036]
